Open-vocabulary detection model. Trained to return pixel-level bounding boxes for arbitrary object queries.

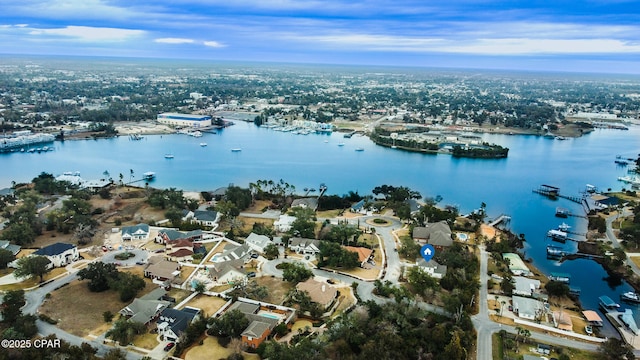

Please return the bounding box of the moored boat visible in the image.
[164,154,174,159]
[621,291,640,303]
[555,207,569,218]
[143,172,156,180]
[599,295,620,310]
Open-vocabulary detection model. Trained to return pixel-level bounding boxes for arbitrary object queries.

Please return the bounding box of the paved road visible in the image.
[605,208,640,276]
[21,263,144,360]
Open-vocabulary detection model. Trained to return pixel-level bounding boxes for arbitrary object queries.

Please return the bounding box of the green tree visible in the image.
[105,318,146,345]
[598,338,634,360]
[281,262,313,283]
[0,248,15,269]
[77,261,119,292]
[14,255,51,282]
[110,272,146,302]
[207,309,250,338]
[263,243,280,260]
[165,207,183,226]
[288,207,316,238]
[406,266,438,296]
[323,222,360,246]
[545,280,570,298]
[317,241,360,269]
[1,290,25,324]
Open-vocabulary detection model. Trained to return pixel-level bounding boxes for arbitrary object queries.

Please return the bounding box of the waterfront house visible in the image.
[512,276,541,297]
[121,224,150,241]
[415,258,448,279]
[244,232,273,254]
[553,310,573,331]
[413,221,453,250]
[274,214,296,232]
[502,253,531,276]
[32,242,78,268]
[511,296,543,321]
[296,278,337,311]
[157,307,201,342]
[288,237,322,255]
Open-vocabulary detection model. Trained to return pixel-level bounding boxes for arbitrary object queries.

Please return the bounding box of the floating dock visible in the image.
[533,184,584,203]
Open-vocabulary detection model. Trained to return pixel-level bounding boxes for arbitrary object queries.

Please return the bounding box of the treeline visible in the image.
[451,144,509,158]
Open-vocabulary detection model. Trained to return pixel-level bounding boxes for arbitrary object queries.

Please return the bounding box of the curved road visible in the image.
[22,263,143,360]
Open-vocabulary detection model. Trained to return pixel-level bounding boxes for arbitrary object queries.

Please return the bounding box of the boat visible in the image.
[598,295,620,310]
[549,272,571,284]
[585,325,593,335]
[621,291,640,303]
[547,229,568,242]
[558,223,571,232]
[129,134,143,140]
[200,142,207,147]
[555,136,567,140]
[143,172,156,180]
[355,148,364,152]
[546,245,566,258]
[615,160,629,165]
[231,148,242,152]
[164,154,174,159]
[555,207,569,218]
[338,143,345,147]
[618,176,640,186]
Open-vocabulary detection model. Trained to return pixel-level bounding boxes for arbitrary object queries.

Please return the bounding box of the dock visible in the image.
[533,184,584,204]
[488,213,511,227]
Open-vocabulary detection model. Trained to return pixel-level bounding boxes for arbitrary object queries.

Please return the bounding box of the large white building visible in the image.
[156,113,212,128]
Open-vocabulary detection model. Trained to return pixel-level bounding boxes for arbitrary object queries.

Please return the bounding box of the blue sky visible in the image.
[1,0,640,73]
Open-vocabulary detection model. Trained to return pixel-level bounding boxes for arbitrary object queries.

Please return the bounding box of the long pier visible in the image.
[488,214,511,227]
[533,184,584,204]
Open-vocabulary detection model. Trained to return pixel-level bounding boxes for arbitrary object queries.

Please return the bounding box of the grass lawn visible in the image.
[291,319,313,333]
[39,279,126,337]
[237,216,275,235]
[167,288,193,304]
[334,249,382,280]
[132,331,159,350]
[254,276,294,304]
[332,287,355,318]
[185,294,229,317]
[0,267,68,291]
[316,209,342,218]
[631,256,640,269]
[244,200,273,214]
[184,336,260,360]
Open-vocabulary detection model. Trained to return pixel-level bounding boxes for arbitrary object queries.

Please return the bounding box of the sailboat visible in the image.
[164,153,174,159]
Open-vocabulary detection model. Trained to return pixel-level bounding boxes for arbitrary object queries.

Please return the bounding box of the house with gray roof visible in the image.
[191,210,219,227]
[244,232,273,253]
[121,223,150,241]
[119,292,170,324]
[416,258,448,279]
[413,221,453,249]
[288,237,322,255]
[513,276,541,297]
[512,295,544,321]
[208,259,246,284]
[0,240,21,256]
[291,197,318,211]
[219,243,252,262]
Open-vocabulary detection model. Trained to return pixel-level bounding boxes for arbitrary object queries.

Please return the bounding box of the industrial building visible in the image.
[156,113,211,127]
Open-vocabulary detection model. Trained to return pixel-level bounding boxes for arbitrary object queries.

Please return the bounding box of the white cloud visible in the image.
[29,26,145,41]
[204,41,225,48]
[154,38,195,44]
[437,38,640,55]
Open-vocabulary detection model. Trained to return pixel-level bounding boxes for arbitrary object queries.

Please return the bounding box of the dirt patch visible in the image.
[39,279,126,337]
[254,276,294,305]
[236,216,275,235]
[185,294,228,317]
[244,200,273,213]
[132,332,159,350]
[184,336,259,360]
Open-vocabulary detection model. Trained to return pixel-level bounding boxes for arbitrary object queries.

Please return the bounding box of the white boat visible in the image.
[355,148,364,152]
[338,143,345,147]
[558,223,571,232]
[231,148,242,152]
[164,154,174,159]
[621,291,640,303]
[585,325,593,335]
[143,172,156,180]
[200,142,207,147]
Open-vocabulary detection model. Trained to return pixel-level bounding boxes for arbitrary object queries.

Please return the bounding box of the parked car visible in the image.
[101,246,108,252]
[250,253,259,259]
[163,342,175,351]
[246,272,256,278]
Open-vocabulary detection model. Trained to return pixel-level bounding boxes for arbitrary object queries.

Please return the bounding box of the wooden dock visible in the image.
[488,214,511,227]
[533,184,584,204]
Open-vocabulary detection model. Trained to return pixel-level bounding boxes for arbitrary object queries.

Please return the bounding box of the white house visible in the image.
[32,242,78,268]
[416,258,448,279]
[274,214,296,232]
[512,296,543,321]
[121,224,150,241]
[183,210,219,227]
[157,307,200,342]
[208,259,247,285]
[244,233,273,253]
[288,238,322,255]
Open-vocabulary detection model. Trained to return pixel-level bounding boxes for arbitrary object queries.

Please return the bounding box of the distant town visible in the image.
[1,58,640,360]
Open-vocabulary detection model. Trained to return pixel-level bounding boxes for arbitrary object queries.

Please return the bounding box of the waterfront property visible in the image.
[412,221,453,250]
[582,310,604,327]
[157,113,212,128]
[502,253,531,276]
[512,296,544,321]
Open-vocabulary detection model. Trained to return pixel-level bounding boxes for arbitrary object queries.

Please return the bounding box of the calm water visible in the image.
[3,122,640,336]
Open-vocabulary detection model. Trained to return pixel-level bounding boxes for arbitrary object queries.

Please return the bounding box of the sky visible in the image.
[1,0,640,74]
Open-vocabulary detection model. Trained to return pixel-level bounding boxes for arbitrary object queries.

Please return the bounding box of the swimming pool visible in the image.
[457,233,468,241]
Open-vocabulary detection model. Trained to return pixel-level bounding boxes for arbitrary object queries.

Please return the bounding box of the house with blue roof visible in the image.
[121,224,150,241]
[32,242,78,268]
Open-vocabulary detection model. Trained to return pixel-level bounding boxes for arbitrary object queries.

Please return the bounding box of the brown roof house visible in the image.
[296,278,338,311]
[144,257,181,285]
[343,246,374,267]
[413,221,453,250]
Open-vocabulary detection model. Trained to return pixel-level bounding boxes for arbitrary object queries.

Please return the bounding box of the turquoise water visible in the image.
[3,122,640,336]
